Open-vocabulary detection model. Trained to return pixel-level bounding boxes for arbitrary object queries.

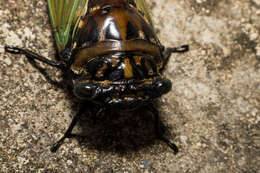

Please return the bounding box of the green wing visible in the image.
[47,0,89,53]
[134,0,155,30]
[134,0,161,44]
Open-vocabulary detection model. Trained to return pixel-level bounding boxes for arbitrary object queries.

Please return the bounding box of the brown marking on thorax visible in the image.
[75,0,157,46]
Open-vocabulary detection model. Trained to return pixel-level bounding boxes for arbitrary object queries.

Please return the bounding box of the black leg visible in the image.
[5,46,64,69]
[161,44,189,72]
[148,104,179,154]
[90,108,104,125]
[50,104,85,152]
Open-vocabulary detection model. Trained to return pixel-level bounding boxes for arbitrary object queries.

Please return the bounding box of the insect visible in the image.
[5,0,189,154]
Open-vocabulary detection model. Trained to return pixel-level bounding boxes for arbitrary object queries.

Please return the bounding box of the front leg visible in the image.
[50,103,86,152]
[5,46,67,88]
[5,46,65,69]
[147,103,179,154]
[161,45,189,72]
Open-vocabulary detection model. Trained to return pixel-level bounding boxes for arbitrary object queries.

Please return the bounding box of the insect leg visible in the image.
[148,104,179,154]
[161,45,189,72]
[91,108,105,125]
[5,46,64,69]
[50,104,85,152]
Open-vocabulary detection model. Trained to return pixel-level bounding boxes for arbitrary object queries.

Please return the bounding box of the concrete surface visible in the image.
[0,0,259,172]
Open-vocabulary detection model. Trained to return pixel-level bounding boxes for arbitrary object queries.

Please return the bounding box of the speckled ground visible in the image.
[0,0,259,173]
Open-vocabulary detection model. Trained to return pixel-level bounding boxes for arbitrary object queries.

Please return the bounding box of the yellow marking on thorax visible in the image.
[78,20,85,28]
[133,56,142,65]
[95,63,108,78]
[129,4,135,9]
[145,61,154,76]
[113,8,128,40]
[139,30,145,40]
[124,58,133,78]
[73,42,77,49]
[111,57,120,68]
[90,6,101,13]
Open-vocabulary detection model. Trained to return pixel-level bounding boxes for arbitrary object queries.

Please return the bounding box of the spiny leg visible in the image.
[5,46,67,88]
[148,104,179,154]
[50,104,85,152]
[5,46,64,69]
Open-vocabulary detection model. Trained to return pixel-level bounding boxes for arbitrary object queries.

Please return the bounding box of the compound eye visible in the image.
[102,7,111,14]
[73,82,98,99]
[153,78,172,95]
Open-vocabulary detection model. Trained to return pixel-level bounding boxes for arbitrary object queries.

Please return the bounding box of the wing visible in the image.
[133,0,161,44]
[47,0,89,53]
[134,0,155,31]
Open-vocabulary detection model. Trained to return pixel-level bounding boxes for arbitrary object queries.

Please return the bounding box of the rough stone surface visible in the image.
[0,0,259,172]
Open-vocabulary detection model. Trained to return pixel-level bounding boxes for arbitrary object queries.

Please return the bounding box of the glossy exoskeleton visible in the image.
[5,0,189,154]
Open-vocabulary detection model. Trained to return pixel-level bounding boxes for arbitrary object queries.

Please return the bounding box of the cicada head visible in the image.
[71,52,171,110]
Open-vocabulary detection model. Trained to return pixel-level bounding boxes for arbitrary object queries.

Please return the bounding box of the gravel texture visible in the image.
[0,0,259,172]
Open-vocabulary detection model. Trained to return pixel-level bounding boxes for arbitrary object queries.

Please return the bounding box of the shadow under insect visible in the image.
[71,105,175,153]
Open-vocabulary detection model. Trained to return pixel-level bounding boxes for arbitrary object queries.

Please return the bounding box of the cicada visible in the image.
[5,0,189,154]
